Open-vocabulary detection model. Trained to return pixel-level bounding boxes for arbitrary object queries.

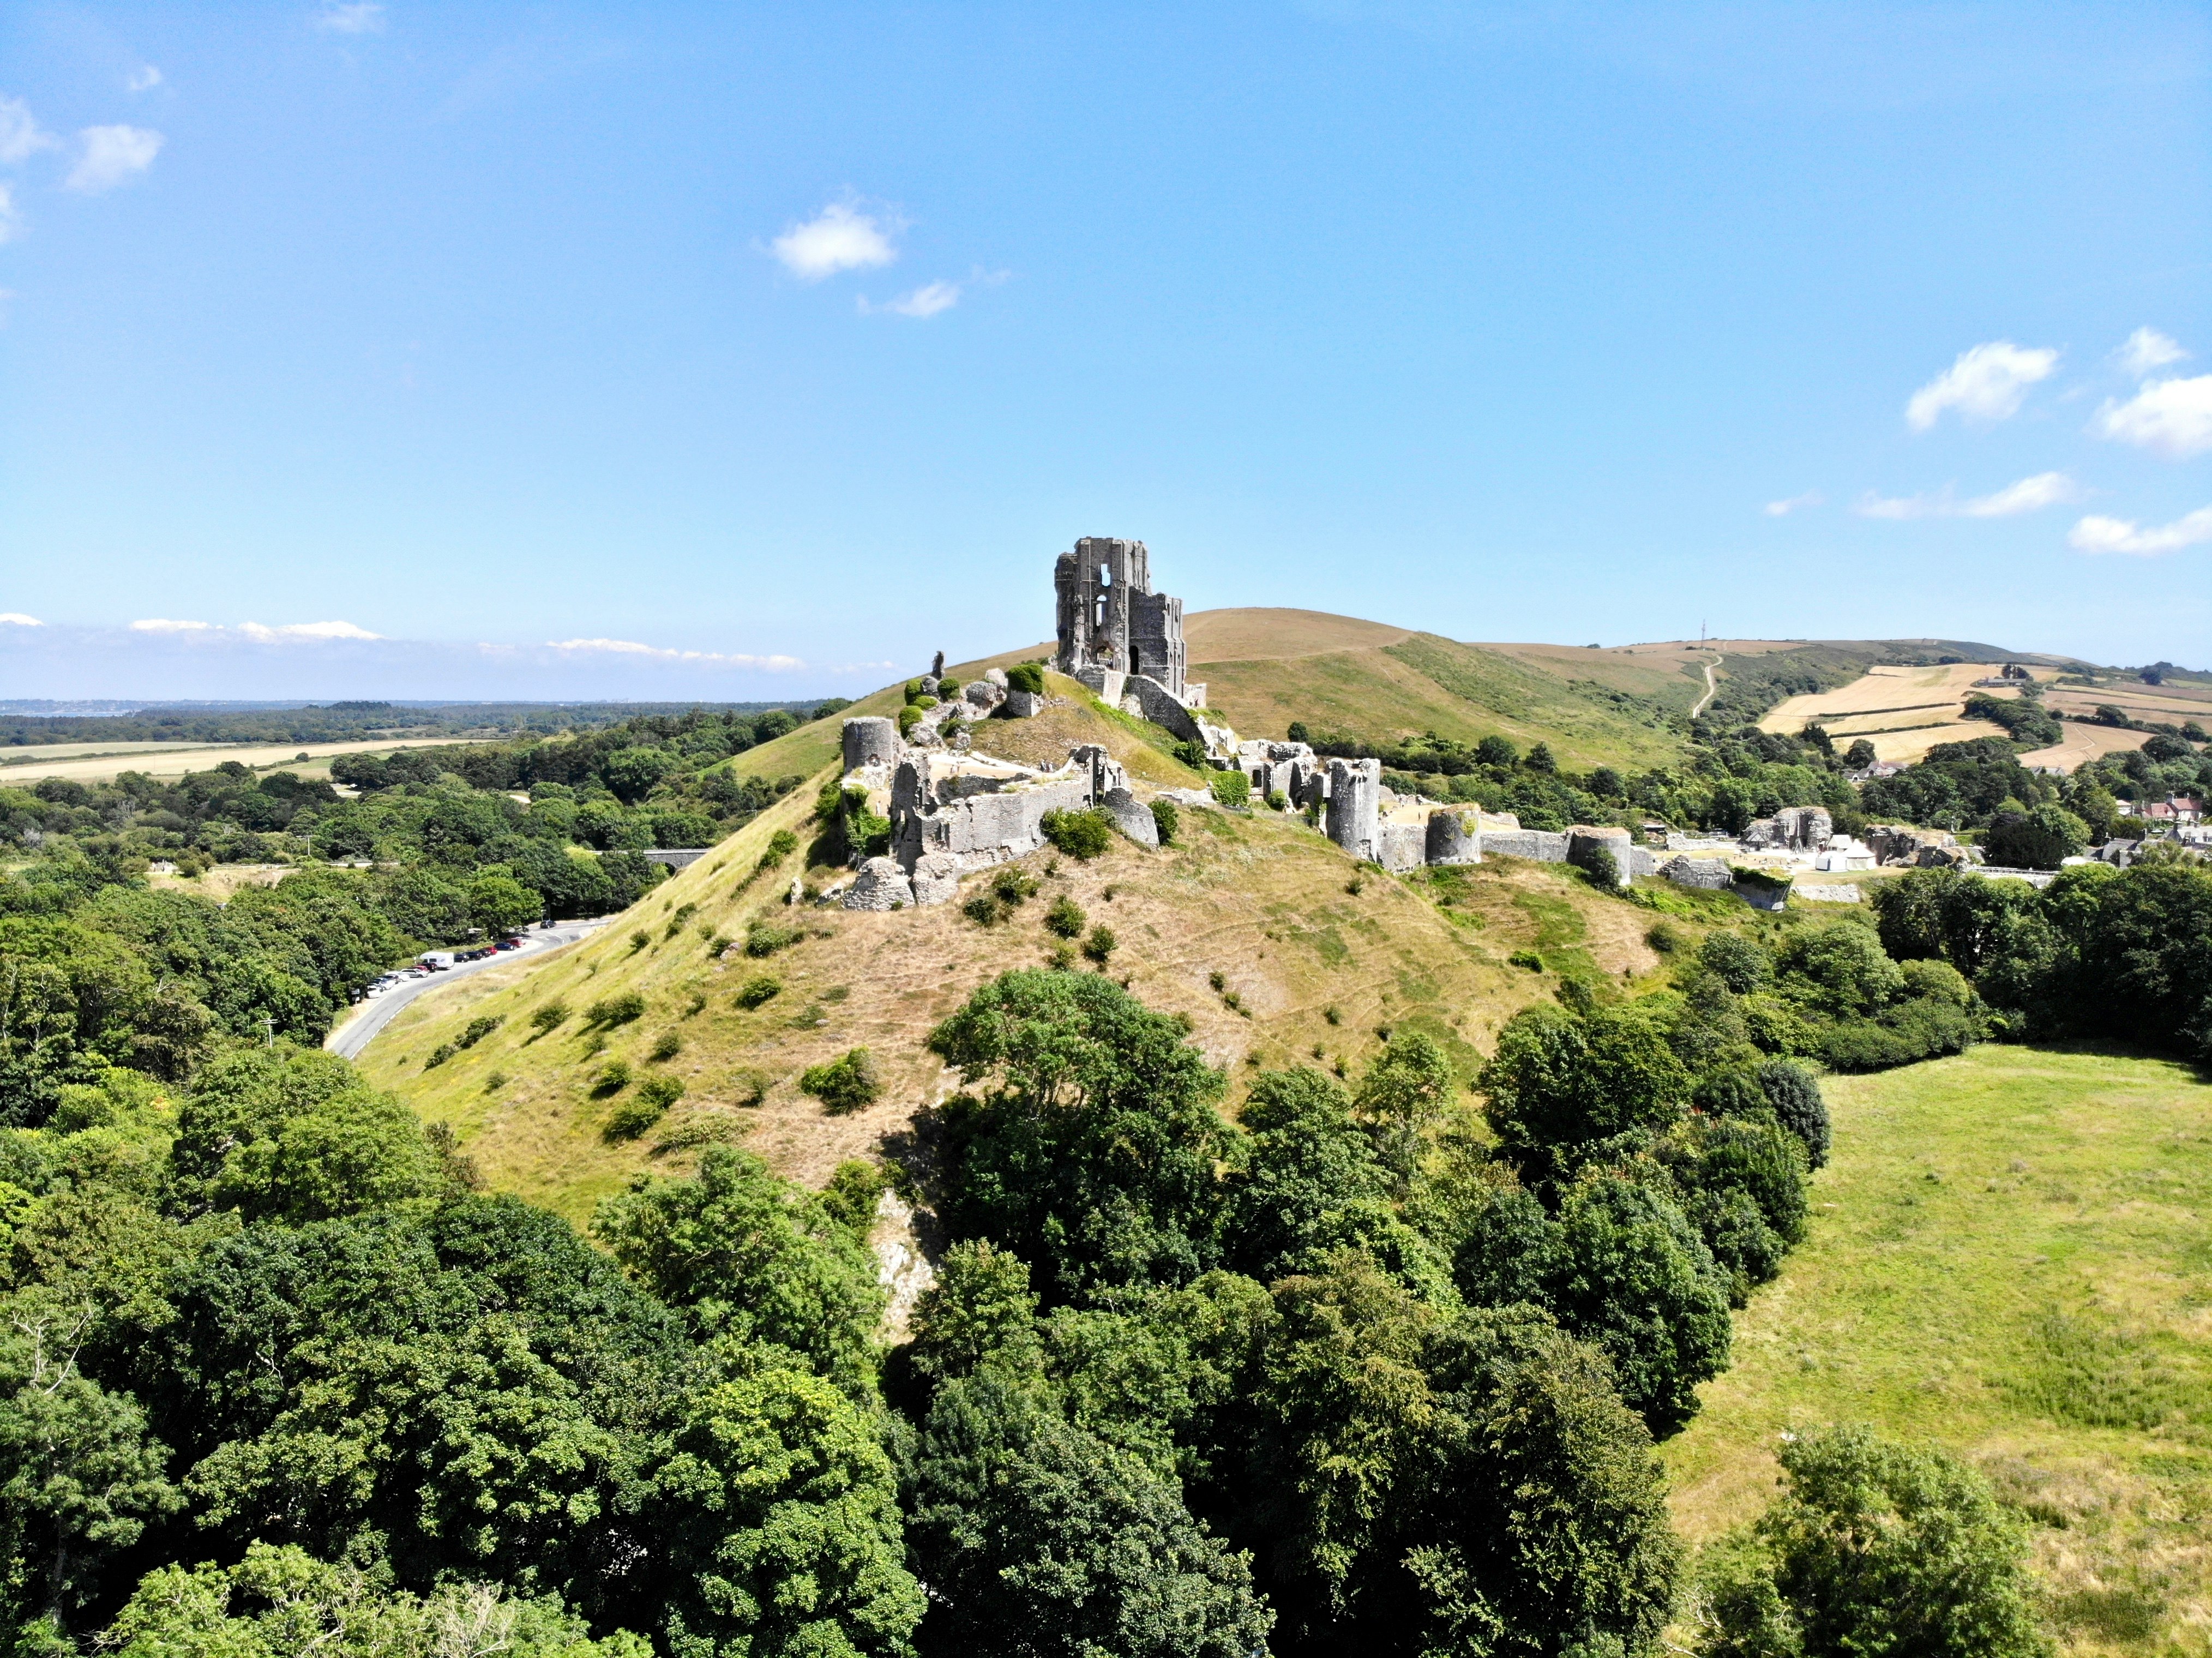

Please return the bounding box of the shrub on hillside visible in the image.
[1699,932,1772,994]
[528,1001,570,1035]
[800,1047,880,1114]
[744,920,800,957]
[1005,662,1045,695]
[1150,798,1178,844]
[1044,896,1086,939]
[1081,924,1117,965]
[1041,808,1113,861]
[1210,771,1251,808]
[587,990,647,1027]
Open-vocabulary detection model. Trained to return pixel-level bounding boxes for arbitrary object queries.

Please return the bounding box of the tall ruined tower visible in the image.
[1053,536,1187,699]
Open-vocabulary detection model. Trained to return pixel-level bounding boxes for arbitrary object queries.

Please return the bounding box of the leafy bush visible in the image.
[1044,895,1086,939]
[735,974,783,1009]
[963,893,1005,928]
[1508,948,1544,971]
[1758,1059,1829,1167]
[744,920,801,957]
[1578,846,1620,890]
[528,1001,570,1035]
[898,705,923,735]
[1699,932,1772,993]
[1699,1426,2047,1658]
[603,1096,663,1141]
[1082,924,1117,965]
[993,867,1038,907]
[1210,770,1251,808]
[800,1047,881,1114]
[650,1031,683,1062]
[1005,662,1046,695]
[1646,922,1685,954]
[587,990,647,1026]
[1150,798,1178,844]
[593,1059,632,1095]
[458,1014,503,1049]
[938,678,963,698]
[759,827,800,870]
[638,1073,684,1109]
[1983,804,2090,869]
[1041,808,1113,860]
[424,1042,456,1069]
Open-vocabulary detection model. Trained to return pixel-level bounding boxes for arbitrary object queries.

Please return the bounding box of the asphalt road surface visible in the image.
[325,918,610,1061]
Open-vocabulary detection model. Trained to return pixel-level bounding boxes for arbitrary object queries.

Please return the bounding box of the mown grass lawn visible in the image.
[1664,1043,2212,1656]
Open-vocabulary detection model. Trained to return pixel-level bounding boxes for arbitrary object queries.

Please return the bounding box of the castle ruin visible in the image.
[1054,537,1189,698]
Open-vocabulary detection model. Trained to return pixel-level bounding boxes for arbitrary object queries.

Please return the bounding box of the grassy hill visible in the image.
[356,773,1685,1225]
[1664,1043,2212,1656]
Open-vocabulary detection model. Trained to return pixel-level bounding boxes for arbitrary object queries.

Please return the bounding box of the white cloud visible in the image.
[864,279,961,319]
[316,2,387,33]
[546,637,806,670]
[67,125,164,192]
[2115,327,2187,379]
[1905,341,2059,430]
[2069,506,2212,557]
[770,202,899,281]
[127,65,164,93]
[0,612,43,627]
[1855,472,2079,520]
[0,97,57,164]
[239,620,383,640]
[0,184,19,246]
[2092,374,2212,459]
[1763,490,1823,517]
[129,618,214,632]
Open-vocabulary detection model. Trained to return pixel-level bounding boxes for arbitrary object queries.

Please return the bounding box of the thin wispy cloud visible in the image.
[2069,505,2212,557]
[1856,472,2079,521]
[770,202,900,281]
[2115,327,2187,379]
[0,184,19,246]
[1905,341,2059,430]
[67,125,164,192]
[0,97,57,164]
[129,618,382,641]
[1763,490,1823,517]
[316,2,387,33]
[0,613,43,627]
[2092,370,2212,460]
[127,66,164,93]
[546,638,806,670]
[864,280,961,319]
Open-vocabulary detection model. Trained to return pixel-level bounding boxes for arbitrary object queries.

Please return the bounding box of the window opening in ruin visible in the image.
[1132,646,1142,675]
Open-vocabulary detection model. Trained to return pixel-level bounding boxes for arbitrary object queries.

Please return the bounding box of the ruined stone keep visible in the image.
[1054,536,1188,699]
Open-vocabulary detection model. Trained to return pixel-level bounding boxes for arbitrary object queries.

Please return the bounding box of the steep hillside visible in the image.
[357,784,1680,1224]
[1664,1044,2212,1656]
[1184,610,1698,770]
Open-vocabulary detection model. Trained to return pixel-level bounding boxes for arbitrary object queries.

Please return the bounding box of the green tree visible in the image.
[1352,1034,1457,1187]
[1222,1068,1438,1293]
[169,1046,442,1223]
[904,1373,1270,1658]
[468,868,541,937]
[103,1541,652,1657]
[652,1351,924,1658]
[1698,1426,2050,1658]
[927,971,1236,1302]
[0,1315,181,1635]
[1698,933,1772,994]
[1478,1005,1690,1174]
[595,1147,885,1395]
[598,747,679,806]
[1982,805,2089,870]
[1773,925,1904,1017]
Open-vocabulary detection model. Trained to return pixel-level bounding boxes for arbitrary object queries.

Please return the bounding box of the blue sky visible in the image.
[2,1,2208,700]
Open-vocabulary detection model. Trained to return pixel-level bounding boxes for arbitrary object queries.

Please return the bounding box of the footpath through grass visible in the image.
[1665,1043,2212,1656]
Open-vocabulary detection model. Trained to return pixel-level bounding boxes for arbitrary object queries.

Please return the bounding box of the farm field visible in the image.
[1759,661,2058,762]
[2021,723,2167,772]
[0,734,478,784]
[1664,1044,2212,1657]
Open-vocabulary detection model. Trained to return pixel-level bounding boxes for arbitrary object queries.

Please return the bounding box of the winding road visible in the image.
[325,918,611,1060]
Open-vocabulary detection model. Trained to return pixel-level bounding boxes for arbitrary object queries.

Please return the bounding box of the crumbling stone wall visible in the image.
[1325,758,1381,860]
[843,716,902,772]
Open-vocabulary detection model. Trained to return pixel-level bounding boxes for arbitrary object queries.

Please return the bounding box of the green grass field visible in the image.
[1665,1044,2212,1656]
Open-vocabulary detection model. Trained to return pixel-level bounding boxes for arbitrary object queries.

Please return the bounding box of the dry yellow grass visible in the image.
[0,735,478,786]
[147,863,293,902]
[2019,724,2155,772]
[1184,608,1415,661]
[358,776,1671,1224]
